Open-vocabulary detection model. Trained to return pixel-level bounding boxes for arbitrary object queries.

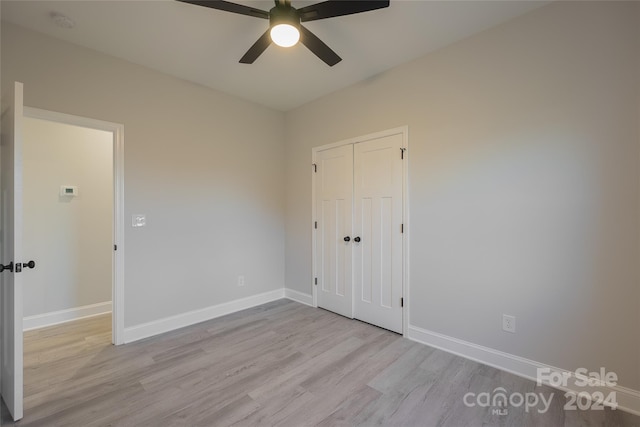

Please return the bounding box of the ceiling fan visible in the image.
[177,0,390,66]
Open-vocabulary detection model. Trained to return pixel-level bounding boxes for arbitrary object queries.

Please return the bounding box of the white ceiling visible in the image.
[2,0,547,111]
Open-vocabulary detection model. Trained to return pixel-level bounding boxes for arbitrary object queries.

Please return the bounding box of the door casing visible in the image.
[311,126,409,336]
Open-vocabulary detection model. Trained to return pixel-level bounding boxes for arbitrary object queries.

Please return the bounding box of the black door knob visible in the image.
[0,262,14,273]
[343,236,350,242]
[22,261,36,269]
[354,237,361,243]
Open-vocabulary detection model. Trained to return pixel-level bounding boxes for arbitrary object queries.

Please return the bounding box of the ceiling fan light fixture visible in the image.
[269,5,301,48]
[270,23,300,47]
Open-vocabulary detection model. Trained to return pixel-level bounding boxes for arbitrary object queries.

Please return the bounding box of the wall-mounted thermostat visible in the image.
[60,186,78,197]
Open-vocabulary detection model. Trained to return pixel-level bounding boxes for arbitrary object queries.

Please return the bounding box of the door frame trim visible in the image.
[23,107,125,345]
[311,126,409,336]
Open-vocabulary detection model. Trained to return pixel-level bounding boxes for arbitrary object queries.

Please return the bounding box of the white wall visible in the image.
[285,1,640,390]
[1,22,286,328]
[23,117,113,318]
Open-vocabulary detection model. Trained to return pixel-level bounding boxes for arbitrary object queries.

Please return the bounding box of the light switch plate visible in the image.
[132,214,146,227]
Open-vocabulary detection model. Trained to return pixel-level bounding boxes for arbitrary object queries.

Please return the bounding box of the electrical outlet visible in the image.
[237,275,245,287]
[502,314,516,333]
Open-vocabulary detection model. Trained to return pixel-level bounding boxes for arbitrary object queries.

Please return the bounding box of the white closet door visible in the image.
[315,145,353,318]
[353,133,403,333]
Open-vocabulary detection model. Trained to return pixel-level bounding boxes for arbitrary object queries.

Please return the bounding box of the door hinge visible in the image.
[314,221,317,229]
[114,244,117,251]
[401,148,406,159]
[401,297,404,307]
[312,163,317,173]
[401,223,404,233]
[314,277,318,285]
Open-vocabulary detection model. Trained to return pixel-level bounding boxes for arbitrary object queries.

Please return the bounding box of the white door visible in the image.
[1,82,25,421]
[315,145,353,318]
[353,134,404,333]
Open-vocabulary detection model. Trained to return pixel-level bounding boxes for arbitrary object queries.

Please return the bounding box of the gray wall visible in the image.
[284,1,640,389]
[1,22,286,327]
[23,117,113,317]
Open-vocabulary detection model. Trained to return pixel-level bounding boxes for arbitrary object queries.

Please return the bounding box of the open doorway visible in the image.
[22,108,124,345]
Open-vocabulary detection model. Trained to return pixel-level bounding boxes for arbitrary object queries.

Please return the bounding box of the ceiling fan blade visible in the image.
[239,30,272,64]
[177,0,269,19]
[297,0,389,22]
[299,25,341,66]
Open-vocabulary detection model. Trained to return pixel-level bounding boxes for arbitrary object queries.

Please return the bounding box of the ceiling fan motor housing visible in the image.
[269,5,301,29]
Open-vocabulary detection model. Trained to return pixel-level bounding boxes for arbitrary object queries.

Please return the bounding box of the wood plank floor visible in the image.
[3,299,639,426]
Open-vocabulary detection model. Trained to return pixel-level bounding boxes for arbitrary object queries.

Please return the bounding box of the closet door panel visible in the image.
[315,145,353,318]
[354,134,403,333]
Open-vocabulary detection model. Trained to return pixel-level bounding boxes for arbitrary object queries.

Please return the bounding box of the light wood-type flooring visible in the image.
[2,299,638,426]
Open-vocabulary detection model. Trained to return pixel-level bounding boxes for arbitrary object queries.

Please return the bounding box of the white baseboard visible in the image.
[123,289,285,344]
[284,288,313,306]
[24,301,112,331]
[407,324,640,416]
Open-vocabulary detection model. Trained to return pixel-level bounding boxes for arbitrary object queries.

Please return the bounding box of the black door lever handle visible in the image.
[0,261,35,273]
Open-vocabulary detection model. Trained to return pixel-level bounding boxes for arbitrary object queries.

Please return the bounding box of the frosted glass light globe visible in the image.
[270,24,300,47]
